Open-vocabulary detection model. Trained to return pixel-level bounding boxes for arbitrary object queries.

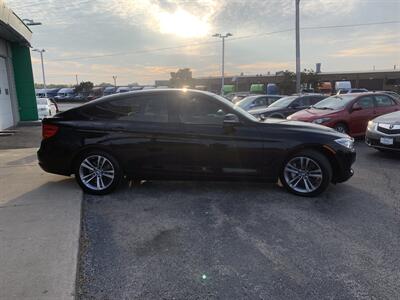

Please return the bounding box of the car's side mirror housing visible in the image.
[223,113,240,125]
[289,102,300,109]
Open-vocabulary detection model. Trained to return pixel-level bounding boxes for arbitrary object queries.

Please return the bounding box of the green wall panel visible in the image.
[11,43,38,121]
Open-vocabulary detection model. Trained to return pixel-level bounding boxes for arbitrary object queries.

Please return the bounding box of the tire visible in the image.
[334,122,348,134]
[75,150,122,195]
[280,150,332,197]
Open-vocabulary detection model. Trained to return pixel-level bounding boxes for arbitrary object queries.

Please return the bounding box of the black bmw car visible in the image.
[248,94,327,119]
[38,89,356,197]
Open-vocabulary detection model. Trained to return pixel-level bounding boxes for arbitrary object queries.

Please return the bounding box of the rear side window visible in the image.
[83,95,169,122]
[357,96,375,108]
[375,95,395,107]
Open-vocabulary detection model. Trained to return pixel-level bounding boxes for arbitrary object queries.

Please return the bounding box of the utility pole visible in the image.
[295,0,301,94]
[112,76,117,88]
[32,49,47,98]
[213,33,233,96]
[75,74,79,85]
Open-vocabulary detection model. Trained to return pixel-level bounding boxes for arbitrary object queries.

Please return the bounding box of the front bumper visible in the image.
[332,149,356,183]
[365,128,400,151]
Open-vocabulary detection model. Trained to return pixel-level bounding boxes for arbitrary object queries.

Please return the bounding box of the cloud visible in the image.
[332,44,400,58]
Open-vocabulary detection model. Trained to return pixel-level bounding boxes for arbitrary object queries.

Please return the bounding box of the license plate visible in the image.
[380,137,394,145]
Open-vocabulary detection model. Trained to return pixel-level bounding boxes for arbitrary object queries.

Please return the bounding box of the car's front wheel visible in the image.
[280,150,332,197]
[75,151,122,195]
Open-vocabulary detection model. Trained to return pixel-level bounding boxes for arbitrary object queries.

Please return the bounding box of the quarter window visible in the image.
[375,95,395,107]
[179,95,227,125]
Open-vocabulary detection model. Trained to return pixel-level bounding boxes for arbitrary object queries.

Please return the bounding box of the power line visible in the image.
[50,20,400,62]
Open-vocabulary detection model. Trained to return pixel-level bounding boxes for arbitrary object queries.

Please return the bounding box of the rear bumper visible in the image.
[37,139,73,176]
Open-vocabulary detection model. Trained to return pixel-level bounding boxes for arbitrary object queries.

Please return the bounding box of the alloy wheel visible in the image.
[283,156,323,194]
[79,155,115,191]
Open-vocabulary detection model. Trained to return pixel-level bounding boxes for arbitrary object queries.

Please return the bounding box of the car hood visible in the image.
[248,106,284,115]
[288,108,342,120]
[259,118,347,138]
[373,111,400,124]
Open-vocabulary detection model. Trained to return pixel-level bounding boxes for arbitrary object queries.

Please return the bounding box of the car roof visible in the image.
[88,88,219,104]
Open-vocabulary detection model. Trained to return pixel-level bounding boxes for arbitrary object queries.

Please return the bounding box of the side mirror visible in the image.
[352,103,362,112]
[223,113,240,125]
[290,102,300,109]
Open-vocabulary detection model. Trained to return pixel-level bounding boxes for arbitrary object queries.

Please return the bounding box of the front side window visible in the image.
[297,97,311,107]
[375,95,395,107]
[357,96,374,109]
[253,97,267,107]
[179,94,227,125]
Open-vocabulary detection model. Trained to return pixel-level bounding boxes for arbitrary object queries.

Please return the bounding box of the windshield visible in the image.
[313,94,357,110]
[212,93,259,122]
[236,96,258,108]
[268,96,297,108]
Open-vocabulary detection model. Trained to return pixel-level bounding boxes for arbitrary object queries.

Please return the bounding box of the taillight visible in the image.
[42,124,59,139]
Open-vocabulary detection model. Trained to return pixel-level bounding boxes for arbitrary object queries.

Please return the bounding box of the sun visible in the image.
[157,8,211,38]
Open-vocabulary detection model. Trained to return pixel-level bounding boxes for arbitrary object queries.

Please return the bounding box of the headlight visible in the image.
[334,137,354,149]
[313,117,331,124]
[367,120,377,131]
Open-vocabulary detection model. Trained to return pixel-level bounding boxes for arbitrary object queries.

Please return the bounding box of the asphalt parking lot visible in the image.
[77,142,399,300]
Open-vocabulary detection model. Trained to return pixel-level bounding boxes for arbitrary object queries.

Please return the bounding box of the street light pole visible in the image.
[33,49,47,98]
[295,0,301,94]
[112,76,117,88]
[213,33,233,96]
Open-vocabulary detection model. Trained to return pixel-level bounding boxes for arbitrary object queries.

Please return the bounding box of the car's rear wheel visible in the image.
[280,150,332,197]
[75,151,122,195]
[334,123,348,134]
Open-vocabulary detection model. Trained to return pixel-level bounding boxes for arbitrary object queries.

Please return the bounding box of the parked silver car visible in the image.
[365,111,400,152]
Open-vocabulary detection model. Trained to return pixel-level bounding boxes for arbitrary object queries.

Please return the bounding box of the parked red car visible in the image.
[287,93,400,136]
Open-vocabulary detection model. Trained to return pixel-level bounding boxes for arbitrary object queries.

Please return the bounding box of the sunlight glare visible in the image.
[157,8,211,38]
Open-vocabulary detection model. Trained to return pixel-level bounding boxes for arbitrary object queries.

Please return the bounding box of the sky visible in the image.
[7,0,400,85]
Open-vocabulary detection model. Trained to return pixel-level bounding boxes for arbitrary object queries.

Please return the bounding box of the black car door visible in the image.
[172,92,265,178]
[87,93,183,177]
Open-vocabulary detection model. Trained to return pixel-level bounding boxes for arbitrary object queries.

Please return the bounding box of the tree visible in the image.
[169,68,193,88]
[278,70,296,95]
[301,69,319,90]
[75,81,94,94]
[98,82,113,87]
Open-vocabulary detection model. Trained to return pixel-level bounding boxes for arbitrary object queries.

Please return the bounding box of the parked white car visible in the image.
[36,97,57,119]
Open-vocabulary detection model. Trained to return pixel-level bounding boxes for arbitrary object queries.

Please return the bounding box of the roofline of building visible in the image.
[195,69,400,80]
[0,0,32,46]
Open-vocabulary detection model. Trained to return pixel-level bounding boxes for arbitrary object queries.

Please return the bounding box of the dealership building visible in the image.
[0,0,37,130]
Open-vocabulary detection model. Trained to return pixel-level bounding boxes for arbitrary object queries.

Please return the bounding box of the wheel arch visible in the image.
[332,120,349,131]
[283,144,341,183]
[70,145,123,173]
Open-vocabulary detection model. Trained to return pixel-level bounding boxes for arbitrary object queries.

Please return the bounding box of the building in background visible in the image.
[0,0,37,130]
